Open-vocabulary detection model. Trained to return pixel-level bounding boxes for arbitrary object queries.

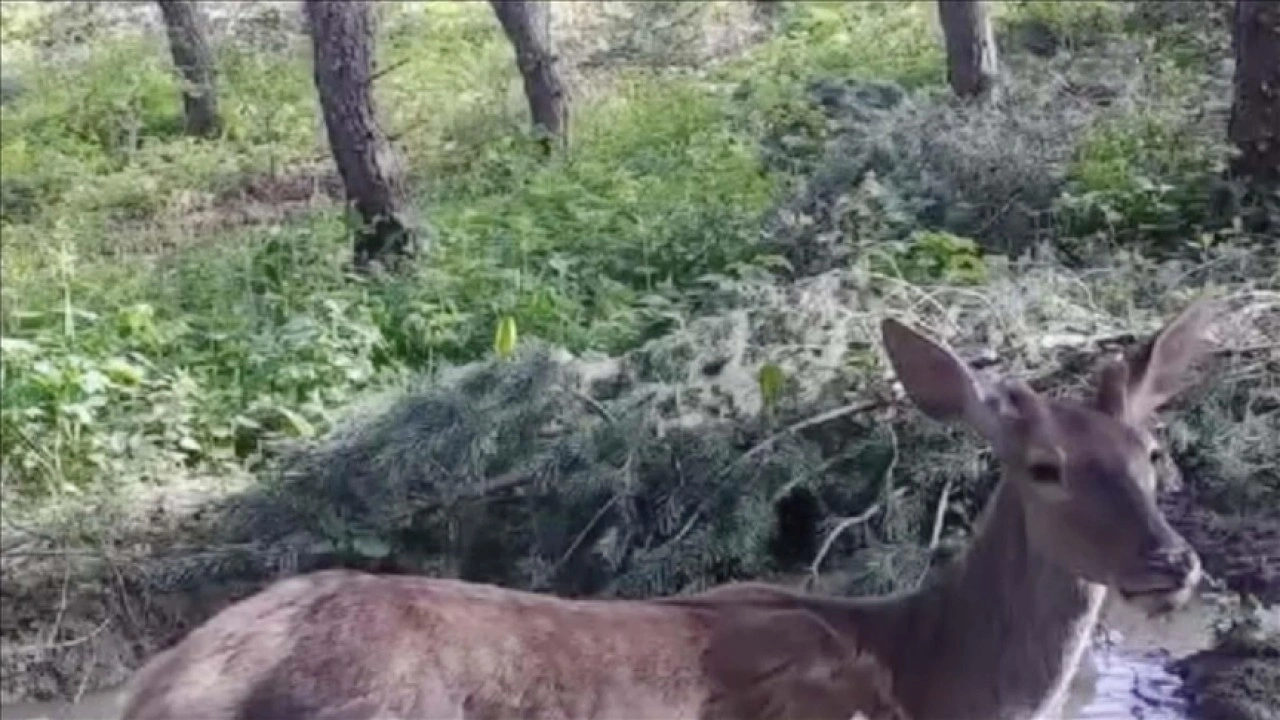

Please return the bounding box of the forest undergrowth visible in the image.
[0,0,1277,706]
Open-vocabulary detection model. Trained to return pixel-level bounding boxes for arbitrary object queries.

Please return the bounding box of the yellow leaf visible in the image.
[494,315,518,359]
[758,362,785,412]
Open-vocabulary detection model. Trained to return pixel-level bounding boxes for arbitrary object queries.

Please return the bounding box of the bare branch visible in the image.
[929,478,954,551]
[1,619,111,658]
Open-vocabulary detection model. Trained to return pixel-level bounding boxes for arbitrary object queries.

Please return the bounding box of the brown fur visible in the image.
[121,301,1218,720]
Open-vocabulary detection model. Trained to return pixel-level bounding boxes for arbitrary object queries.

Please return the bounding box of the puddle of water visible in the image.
[1069,645,1193,720]
[1062,593,1228,720]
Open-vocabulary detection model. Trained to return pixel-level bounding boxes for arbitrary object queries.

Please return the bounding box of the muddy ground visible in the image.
[1174,622,1280,720]
[1161,490,1280,720]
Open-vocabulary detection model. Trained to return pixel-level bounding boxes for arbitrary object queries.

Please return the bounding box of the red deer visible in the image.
[121,300,1216,720]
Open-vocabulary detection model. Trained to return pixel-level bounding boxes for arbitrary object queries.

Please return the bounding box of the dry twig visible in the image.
[1,619,111,658]
[929,478,953,551]
[807,499,893,588]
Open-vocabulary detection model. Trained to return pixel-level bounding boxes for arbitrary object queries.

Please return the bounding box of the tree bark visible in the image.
[937,0,998,100]
[489,0,568,149]
[751,0,786,25]
[304,0,418,270]
[1229,0,1280,183]
[156,0,220,138]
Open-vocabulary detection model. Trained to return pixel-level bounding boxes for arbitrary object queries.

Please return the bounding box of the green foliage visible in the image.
[1,0,1276,612]
[1,0,1269,511]
[1125,0,1234,71]
[0,2,787,501]
[874,231,988,285]
[766,2,943,88]
[722,2,942,176]
[376,1,520,178]
[1060,110,1234,250]
[13,36,181,157]
[1168,378,1280,517]
[995,0,1126,55]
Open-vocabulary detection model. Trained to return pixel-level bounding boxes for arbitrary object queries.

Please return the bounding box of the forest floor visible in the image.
[1,1,1277,716]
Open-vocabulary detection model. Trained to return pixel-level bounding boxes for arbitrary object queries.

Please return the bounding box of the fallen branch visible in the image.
[552,493,621,574]
[807,501,886,586]
[667,400,888,550]
[878,423,900,505]
[388,468,538,523]
[552,452,633,575]
[929,479,953,551]
[1,547,109,559]
[366,57,412,86]
[719,400,885,484]
[809,420,906,588]
[46,558,71,650]
[1,618,111,658]
[566,386,617,425]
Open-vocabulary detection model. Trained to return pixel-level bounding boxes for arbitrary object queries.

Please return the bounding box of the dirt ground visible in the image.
[1160,490,1280,720]
[1174,626,1280,720]
[1162,492,1280,607]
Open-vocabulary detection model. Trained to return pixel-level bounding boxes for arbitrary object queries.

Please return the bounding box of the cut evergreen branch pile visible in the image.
[2,0,1278,706]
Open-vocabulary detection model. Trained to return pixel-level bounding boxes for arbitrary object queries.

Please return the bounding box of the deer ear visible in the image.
[1122,299,1218,423]
[1095,356,1130,419]
[881,318,1020,443]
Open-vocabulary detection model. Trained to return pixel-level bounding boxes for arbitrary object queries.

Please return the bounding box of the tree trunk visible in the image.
[156,0,220,138]
[1229,0,1280,183]
[489,0,568,149]
[751,0,786,25]
[937,0,998,100]
[304,0,418,270]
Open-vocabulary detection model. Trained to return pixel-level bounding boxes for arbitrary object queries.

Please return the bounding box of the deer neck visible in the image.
[842,480,1107,720]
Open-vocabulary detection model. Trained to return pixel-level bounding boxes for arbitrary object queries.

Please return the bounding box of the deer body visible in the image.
[121,569,906,720]
[122,302,1217,720]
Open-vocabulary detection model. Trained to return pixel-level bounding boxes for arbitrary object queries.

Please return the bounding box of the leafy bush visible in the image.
[995,0,1126,56]
[761,68,1097,270]
[0,0,1266,508]
[0,3,787,502]
[1058,109,1234,251]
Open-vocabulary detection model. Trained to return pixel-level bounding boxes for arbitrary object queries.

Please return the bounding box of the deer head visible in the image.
[881,300,1217,616]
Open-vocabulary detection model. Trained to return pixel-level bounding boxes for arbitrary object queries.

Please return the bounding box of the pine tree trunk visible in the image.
[751,0,786,25]
[1229,0,1280,182]
[304,0,418,270]
[489,0,568,149]
[937,0,998,100]
[156,0,220,138]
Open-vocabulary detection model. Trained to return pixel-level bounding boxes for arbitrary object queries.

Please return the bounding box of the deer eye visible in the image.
[1027,462,1062,484]
[1148,447,1164,465]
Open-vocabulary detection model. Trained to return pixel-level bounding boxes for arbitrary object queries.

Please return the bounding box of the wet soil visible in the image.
[1161,491,1280,607]
[1158,490,1280,720]
[1174,624,1280,720]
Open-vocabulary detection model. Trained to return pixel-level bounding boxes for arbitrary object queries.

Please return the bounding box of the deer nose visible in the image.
[1144,545,1200,581]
